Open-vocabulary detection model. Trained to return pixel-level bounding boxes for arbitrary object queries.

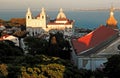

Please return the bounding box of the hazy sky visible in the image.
[0,0,120,11]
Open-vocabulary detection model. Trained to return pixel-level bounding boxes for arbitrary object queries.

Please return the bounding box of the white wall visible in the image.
[77,57,107,71]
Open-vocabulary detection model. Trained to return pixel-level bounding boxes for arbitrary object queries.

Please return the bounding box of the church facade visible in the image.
[26,8,74,36]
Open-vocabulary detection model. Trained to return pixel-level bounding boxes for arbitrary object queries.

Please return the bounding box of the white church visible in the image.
[26,8,74,36]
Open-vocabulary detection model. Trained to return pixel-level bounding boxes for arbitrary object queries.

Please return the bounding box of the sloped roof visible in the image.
[36,14,40,18]
[72,25,118,55]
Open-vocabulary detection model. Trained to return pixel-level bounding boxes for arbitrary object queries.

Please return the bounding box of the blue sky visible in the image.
[0,0,120,11]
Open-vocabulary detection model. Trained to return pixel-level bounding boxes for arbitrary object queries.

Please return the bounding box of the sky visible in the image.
[0,0,120,11]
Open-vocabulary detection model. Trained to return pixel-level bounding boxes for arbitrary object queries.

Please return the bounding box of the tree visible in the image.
[103,55,120,78]
[24,37,49,55]
[19,55,83,78]
[13,30,28,48]
[0,40,24,58]
[21,64,65,78]
[48,32,71,59]
[0,64,8,77]
[51,36,57,44]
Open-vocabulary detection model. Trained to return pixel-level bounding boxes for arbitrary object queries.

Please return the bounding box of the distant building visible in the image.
[47,8,74,30]
[0,24,6,31]
[26,8,74,36]
[106,6,118,29]
[0,35,19,46]
[71,26,120,71]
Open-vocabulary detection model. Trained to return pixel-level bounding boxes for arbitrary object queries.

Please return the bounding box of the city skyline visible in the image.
[0,0,120,11]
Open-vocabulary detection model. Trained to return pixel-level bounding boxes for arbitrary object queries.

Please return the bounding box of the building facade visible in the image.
[26,8,74,36]
[71,26,120,71]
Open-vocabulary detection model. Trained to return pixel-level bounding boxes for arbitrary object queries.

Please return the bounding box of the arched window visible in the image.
[42,16,44,19]
[28,16,30,19]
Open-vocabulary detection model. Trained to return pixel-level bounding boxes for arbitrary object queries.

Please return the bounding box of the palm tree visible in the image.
[13,30,28,48]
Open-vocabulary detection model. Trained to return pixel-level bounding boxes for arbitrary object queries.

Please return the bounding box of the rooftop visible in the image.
[72,25,118,55]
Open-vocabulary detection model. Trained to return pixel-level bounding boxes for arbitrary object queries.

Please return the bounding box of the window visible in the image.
[42,16,44,19]
[28,16,30,19]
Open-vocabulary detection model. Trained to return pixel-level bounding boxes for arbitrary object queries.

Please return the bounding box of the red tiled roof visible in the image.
[72,25,118,55]
[0,35,10,41]
[36,14,40,18]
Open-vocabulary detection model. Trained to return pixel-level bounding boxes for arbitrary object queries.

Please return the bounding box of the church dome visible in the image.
[106,6,118,29]
[106,15,117,26]
[56,8,67,19]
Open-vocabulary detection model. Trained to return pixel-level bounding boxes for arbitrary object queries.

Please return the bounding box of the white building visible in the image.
[71,6,119,71]
[71,25,120,71]
[0,35,19,46]
[26,8,74,36]
[47,8,74,30]
[26,8,47,36]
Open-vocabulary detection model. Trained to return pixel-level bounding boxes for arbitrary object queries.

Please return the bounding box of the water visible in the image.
[0,10,120,29]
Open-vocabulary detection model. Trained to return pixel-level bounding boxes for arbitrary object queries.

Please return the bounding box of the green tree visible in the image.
[0,40,24,57]
[24,37,48,55]
[104,55,120,78]
[48,32,71,59]
[21,64,65,78]
[19,55,83,78]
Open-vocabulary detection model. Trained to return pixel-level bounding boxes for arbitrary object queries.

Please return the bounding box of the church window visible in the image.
[42,16,44,19]
[28,16,30,19]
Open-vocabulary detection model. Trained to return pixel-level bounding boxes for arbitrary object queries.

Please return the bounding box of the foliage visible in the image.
[7,65,21,78]
[13,30,28,38]
[10,18,26,26]
[93,69,104,78]
[0,40,24,57]
[24,37,49,55]
[103,55,120,78]
[51,36,57,44]
[0,53,87,78]
[24,32,71,59]
[21,64,65,78]
[0,18,26,27]
[13,30,28,47]
[0,64,8,77]
[19,55,84,78]
[48,32,71,59]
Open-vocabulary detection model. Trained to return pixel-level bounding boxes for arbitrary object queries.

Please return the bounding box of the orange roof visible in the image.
[0,35,10,41]
[106,15,117,26]
[72,26,118,55]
